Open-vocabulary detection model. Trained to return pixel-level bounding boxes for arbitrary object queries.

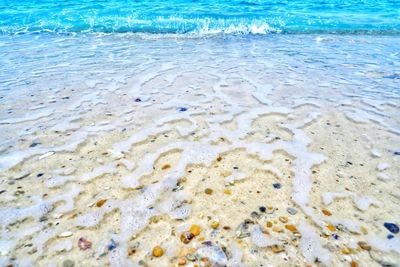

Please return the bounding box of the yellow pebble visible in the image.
[361,226,368,235]
[152,246,164,257]
[341,247,351,255]
[271,245,284,253]
[272,227,283,233]
[285,224,297,232]
[211,220,220,229]
[351,261,359,267]
[223,189,232,195]
[266,221,273,228]
[279,216,288,223]
[198,236,205,241]
[326,224,336,232]
[190,224,202,236]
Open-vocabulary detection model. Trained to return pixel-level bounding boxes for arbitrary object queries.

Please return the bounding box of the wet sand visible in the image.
[0,34,399,267]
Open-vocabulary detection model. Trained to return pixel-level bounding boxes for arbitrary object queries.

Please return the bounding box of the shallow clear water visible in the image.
[1,0,400,34]
[1,1,400,267]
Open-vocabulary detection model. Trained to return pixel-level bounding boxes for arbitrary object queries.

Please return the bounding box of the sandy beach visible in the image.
[0,34,399,266]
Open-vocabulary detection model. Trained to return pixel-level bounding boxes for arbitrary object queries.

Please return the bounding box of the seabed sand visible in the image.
[0,34,399,266]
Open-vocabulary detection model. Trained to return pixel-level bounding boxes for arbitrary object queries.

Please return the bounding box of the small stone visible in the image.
[287,207,297,215]
[135,98,142,102]
[272,183,281,189]
[152,246,164,257]
[383,222,399,234]
[272,227,283,233]
[326,224,336,232]
[62,259,75,267]
[285,224,297,232]
[190,224,202,236]
[271,245,284,253]
[211,220,220,229]
[107,239,117,251]
[205,188,213,195]
[96,199,107,207]
[178,107,188,112]
[178,258,187,265]
[360,226,368,234]
[341,247,351,254]
[78,237,92,250]
[322,209,332,216]
[387,234,394,239]
[180,231,195,244]
[59,231,73,238]
[251,211,260,219]
[266,221,273,228]
[161,164,171,170]
[223,189,232,195]
[279,216,288,223]
[128,247,136,256]
[259,206,266,213]
[351,261,359,267]
[357,241,371,251]
[216,156,222,162]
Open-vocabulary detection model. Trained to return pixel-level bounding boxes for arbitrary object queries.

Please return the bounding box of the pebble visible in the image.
[152,246,164,257]
[326,224,336,232]
[178,107,188,112]
[272,183,281,189]
[272,227,283,233]
[251,211,260,219]
[205,188,213,195]
[190,224,202,236]
[180,231,195,244]
[178,258,187,265]
[62,259,75,267]
[271,245,284,253]
[357,241,371,251]
[266,221,273,228]
[287,207,297,215]
[279,216,288,223]
[161,164,171,170]
[322,209,332,216]
[59,231,73,238]
[387,234,394,239]
[211,220,220,229]
[285,224,297,232]
[259,206,266,213]
[96,199,107,207]
[383,222,399,234]
[78,237,92,250]
[223,189,232,195]
[108,239,117,251]
[351,261,359,267]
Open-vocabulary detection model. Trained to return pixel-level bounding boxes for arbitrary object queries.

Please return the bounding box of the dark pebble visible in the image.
[30,142,40,147]
[394,151,400,156]
[332,234,339,240]
[108,239,117,251]
[178,107,187,112]
[250,211,260,219]
[387,234,395,240]
[384,222,399,234]
[135,98,142,102]
[273,183,281,189]
[37,173,44,177]
[259,206,266,213]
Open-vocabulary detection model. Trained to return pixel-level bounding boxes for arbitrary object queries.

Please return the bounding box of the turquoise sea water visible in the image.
[1,0,400,35]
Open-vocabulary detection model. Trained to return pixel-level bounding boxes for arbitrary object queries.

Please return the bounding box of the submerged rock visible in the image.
[384,223,399,234]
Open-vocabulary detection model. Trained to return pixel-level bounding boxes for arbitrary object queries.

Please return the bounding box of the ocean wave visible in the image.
[1,0,399,36]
